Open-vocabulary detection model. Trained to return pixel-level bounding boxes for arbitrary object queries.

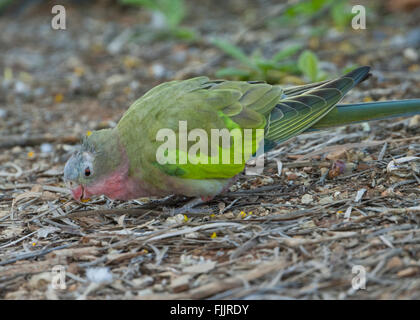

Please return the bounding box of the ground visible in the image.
[1,0,420,299]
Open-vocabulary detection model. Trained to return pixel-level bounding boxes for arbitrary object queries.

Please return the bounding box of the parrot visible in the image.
[64,66,420,209]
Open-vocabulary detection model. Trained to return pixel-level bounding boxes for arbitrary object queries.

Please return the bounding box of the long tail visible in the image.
[307,99,420,131]
[265,66,371,144]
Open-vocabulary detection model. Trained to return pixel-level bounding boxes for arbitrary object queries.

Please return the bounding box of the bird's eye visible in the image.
[84,167,91,177]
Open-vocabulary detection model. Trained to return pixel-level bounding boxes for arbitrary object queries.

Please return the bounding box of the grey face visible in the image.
[64,151,95,183]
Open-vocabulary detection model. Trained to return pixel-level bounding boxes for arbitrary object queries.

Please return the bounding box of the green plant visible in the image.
[120,0,184,28]
[270,0,353,31]
[341,64,360,75]
[0,0,13,12]
[330,0,354,30]
[297,50,327,82]
[119,0,195,40]
[212,38,302,83]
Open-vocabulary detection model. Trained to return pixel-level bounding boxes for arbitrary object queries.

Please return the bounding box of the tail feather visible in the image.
[262,67,420,151]
[307,99,420,131]
[283,66,371,97]
[264,66,371,144]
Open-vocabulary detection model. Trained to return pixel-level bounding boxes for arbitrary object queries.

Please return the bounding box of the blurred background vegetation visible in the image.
[0,0,419,112]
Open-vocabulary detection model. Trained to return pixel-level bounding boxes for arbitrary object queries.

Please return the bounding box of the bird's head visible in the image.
[64,129,123,201]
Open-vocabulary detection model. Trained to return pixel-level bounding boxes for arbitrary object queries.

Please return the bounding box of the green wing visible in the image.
[118,66,370,181]
[118,77,280,180]
[264,66,370,144]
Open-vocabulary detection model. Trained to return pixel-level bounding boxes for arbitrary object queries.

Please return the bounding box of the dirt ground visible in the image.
[1,0,420,299]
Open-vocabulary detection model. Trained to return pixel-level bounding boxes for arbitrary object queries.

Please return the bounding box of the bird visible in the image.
[64,66,420,211]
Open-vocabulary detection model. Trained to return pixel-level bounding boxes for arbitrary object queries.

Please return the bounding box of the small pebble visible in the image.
[151,64,166,78]
[404,48,419,62]
[14,81,29,95]
[0,108,7,119]
[301,194,314,204]
[86,267,113,284]
[40,143,53,153]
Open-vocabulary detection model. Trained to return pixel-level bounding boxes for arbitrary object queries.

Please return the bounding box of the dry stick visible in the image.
[138,258,289,300]
[26,200,73,223]
[0,134,79,149]
[282,160,331,168]
[0,162,23,178]
[0,243,74,266]
[51,208,163,221]
[0,231,37,249]
[387,179,417,192]
[336,169,372,180]
[295,135,420,160]
[258,231,358,248]
[378,142,388,161]
[354,206,420,223]
[0,259,63,278]
[144,222,243,243]
[108,221,246,252]
[230,237,259,260]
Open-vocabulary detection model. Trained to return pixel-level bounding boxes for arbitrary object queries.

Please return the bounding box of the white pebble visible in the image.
[404,48,418,61]
[301,194,314,204]
[40,143,53,153]
[86,267,113,284]
[151,64,166,78]
[0,108,7,119]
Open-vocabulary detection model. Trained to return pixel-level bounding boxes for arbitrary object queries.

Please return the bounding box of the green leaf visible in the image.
[272,44,302,62]
[298,50,319,82]
[171,27,196,40]
[255,58,277,71]
[284,0,330,17]
[273,63,300,73]
[0,0,13,11]
[119,0,158,10]
[330,0,351,30]
[120,0,186,28]
[215,67,251,79]
[159,0,185,28]
[341,64,359,74]
[211,39,257,70]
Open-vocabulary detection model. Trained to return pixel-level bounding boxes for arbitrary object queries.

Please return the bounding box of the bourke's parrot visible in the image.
[64,66,420,209]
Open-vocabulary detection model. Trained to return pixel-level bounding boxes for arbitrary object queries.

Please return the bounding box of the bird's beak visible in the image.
[70,183,84,201]
[64,179,84,201]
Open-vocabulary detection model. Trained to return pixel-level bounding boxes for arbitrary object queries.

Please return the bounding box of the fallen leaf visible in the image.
[301,194,314,204]
[170,274,191,293]
[386,256,403,270]
[397,267,418,278]
[183,261,216,274]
